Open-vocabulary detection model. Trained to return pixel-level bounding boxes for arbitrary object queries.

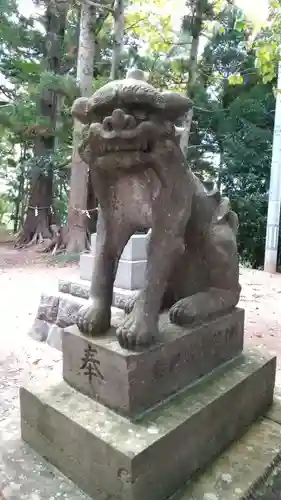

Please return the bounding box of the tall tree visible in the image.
[15,0,69,245]
[66,0,113,253]
[66,2,97,253]
[110,0,125,79]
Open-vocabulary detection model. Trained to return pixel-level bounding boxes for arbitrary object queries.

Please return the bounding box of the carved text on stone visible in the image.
[80,344,104,383]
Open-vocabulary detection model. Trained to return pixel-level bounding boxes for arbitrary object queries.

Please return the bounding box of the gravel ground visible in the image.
[1,244,281,498]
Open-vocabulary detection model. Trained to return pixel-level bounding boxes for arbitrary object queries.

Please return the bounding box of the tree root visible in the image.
[14,224,91,255]
[15,230,45,248]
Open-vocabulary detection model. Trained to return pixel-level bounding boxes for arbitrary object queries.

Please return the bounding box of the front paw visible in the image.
[116,312,159,351]
[169,298,197,326]
[76,299,111,336]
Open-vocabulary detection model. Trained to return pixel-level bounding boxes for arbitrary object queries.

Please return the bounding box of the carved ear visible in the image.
[71,97,90,124]
[161,91,193,122]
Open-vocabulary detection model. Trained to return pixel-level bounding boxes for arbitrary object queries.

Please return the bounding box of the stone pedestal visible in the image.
[63,308,244,418]
[20,308,276,500]
[21,350,275,500]
[80,233,149,290]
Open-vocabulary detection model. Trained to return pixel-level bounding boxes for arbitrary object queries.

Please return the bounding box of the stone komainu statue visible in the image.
[72,69,241,351]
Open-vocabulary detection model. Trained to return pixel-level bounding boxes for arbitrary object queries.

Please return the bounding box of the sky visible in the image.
[235,0,268,23]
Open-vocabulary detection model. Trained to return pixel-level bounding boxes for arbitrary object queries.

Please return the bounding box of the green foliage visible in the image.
[189,6,275,268]
[37,71,79,99]
[0,0,277,267]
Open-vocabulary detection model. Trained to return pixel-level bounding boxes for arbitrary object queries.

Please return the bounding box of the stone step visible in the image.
[3,399,281,499]
[29,287,128,350]
[29,291,87,349]
[20,349,276,500]
[58,277,138,309]
[63,308,245,418]
[179,416,281,499]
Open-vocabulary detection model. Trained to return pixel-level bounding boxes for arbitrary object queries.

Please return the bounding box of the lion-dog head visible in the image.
[71,70,192,179]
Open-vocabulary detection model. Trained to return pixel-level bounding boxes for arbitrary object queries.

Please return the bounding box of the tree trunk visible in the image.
[15,171,53,246]
[66,2,97,254]
[110,0,124,80]
[17,2,67,246]
[181,0,206,168]
[13,164,25,234]
[187,0,206,95]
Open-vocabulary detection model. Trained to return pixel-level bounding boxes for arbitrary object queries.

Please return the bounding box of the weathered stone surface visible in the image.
[58,278,137,311]
[63,308,244,418]
[37,293,60,322]
[59,278,90,297]
[28,318,51,342]
[181,418,281,499]
[46,324,64,351]
[70,282,90,299]
[20,350,276,500]
[266,388,281,426]
[91,232,149,261]
[56,296,84,328]
[113,288,138,310]
[58,279,71,294]
[80,253,147,290]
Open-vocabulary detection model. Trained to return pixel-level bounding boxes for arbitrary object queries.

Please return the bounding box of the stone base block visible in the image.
[80,253,146,290]
[63,308,244,418]
[91,232,149,260]
[79,253,94,281]
[20,350,276,500]
[114,259,147,290]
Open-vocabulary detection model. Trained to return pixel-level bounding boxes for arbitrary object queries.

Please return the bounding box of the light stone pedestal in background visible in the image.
[20,307,276,500]
[29,233,150,349]
[80,232,149,290]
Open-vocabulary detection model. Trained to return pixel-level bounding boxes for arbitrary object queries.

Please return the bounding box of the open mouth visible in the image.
[96,138,153,157]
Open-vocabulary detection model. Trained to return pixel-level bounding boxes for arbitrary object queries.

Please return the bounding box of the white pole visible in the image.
[264,60,281,273]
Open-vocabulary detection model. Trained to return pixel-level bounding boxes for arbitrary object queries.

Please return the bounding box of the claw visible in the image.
[76,300,111,336]
[116,312,159,351]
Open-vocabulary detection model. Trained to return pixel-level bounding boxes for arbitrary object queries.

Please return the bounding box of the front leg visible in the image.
[77,210,132,336]
[116,223,187,350]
